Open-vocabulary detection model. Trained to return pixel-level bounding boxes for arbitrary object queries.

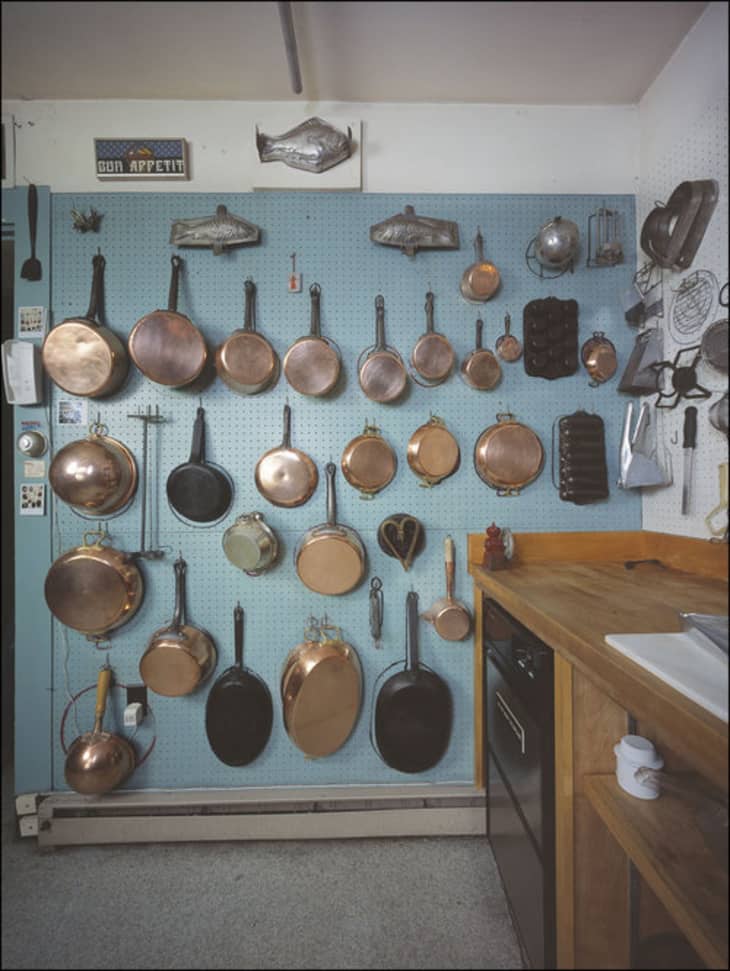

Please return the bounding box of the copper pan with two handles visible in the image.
[474,413,545,496]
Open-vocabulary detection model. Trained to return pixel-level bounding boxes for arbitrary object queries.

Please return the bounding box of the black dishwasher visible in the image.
[484,598,555,970]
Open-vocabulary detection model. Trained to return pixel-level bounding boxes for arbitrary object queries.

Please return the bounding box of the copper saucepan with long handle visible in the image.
[42,252,129,398]
[139,555,217,697]
[49,421,138,517]
[128,255,210,389]
[281,618,363,758]
[358,295,408,403]
[284,283,341,396]
[423,535,472,641]
[410,291,455,387]
[460,228,501,303]
[45,529,144,637]
[295,463,366,595]
[461,318,502,390]
[64,666,136,795]
[216,277,279,395]
[255,403,318,507]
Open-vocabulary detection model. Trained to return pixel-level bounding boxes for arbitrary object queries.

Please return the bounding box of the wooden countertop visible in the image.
[469,531,729,790]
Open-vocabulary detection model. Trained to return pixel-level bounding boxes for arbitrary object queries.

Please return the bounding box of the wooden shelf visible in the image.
[585,773,728,970]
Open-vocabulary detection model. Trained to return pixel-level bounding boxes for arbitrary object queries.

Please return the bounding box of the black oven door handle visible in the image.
[495,689,526,756]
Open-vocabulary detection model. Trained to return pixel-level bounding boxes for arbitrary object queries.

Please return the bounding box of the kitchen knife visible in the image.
[681,406,697,516]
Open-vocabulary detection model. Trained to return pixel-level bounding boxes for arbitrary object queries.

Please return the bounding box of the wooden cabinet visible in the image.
[470,531,728,970]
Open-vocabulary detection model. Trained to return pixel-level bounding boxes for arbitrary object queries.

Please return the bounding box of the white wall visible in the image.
[2,100,639,194]
[638,1,729,539]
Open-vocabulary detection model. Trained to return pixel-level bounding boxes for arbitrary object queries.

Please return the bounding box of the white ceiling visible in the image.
[2,1,709,105]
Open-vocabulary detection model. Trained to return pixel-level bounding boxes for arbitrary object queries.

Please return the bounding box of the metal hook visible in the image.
[670,430,679,445]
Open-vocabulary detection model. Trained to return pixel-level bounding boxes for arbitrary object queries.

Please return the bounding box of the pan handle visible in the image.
[93,666,112,735]
[243,278,257,332]
[309,283,322,337]
[425,292,435,333]
[551,416,561,491]
[168,255,183,313]
[172,556,188,630]
[444,535,455,600]
[325,461,338,527]
[85,252,106,324]
[474,228,485,263]
[282,403,292,448]
[405,590,420,672]
[234,602,244,669]
[188,406,206,464]
[374,295,386,351]
[475,318,483,350]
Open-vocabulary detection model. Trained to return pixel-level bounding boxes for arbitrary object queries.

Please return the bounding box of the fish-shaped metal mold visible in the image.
[170,205,261,255]
[256,117,353,174]
[370,205,460,257]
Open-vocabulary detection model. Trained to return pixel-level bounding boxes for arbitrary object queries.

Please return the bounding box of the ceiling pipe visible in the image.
[277,1,303,94]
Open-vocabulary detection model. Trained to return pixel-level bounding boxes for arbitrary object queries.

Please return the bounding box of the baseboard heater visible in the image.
[25,784,486,848]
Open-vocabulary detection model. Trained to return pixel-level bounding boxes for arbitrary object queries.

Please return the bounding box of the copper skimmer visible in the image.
[410,291,455,387]
[283,283,341,396]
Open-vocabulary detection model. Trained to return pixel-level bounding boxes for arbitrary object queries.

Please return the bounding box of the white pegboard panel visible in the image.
[638,96,729,538]
[46,191,641,792]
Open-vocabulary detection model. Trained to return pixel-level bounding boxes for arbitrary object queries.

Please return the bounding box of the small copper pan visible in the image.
[128,256,209,389]
[423,536,472,641]
[410,291,455,387]
[42,252,129,399]
[255,404,318,508]
[407,415,460,487]
[474,413,545,496]
[341,422,397,499]
[581,331,618,386]
[216,278,279,396]
[461,319,502,390]
[460,228,501,303]
[358,295,408,403]
[284,283,341,397]
[495,313,523,363]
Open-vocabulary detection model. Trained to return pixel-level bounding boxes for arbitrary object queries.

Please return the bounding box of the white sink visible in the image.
[604,628,729,722]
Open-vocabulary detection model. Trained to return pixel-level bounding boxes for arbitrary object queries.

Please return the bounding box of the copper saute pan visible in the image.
[358,295,408,403]
[581,331,617,386]
[216,277,279,395]
[49,421,138,517]
[139,555,217,697]
[474,413,545,496]
[255,404,318,508]
[461,319,502,390]
[341,422,397,499]
[42,252,129,398]
[410,291,455,387]
[45,529,144,637]
[65,666,136,795]
[128,255,210,389]
[295,463,366,596]
[460,228,501,303]
[281,618,362,758]
[284,283,341,397]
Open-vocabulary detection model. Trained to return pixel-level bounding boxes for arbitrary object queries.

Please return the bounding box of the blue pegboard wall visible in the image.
[45,192,640,791]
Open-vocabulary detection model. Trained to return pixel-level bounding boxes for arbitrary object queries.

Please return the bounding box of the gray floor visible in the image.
[1,767,523,970]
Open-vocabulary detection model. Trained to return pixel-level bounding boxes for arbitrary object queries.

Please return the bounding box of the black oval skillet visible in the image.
[374,590,452,774]
[205,604,273,766]
[167,406,233,524]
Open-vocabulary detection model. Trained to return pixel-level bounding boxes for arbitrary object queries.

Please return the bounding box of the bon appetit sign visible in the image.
[94,139,189,180]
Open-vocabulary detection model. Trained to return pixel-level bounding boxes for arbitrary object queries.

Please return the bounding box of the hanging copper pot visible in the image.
[474,413,545,496]
[216,277,279,396]
[358,295,408,403]
[255,404,318,508]
[460,228,501,303]
[283,283,341,396]
[407,416,460,487]
[341,422,397,499]
[42,252,129,399]
[581,331,618,386]
[49,421,138,517]
[461,319,502,390]
[410,291,455,386]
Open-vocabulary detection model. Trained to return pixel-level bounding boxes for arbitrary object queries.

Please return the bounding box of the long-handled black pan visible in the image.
[167,406,233,524]
[205,604,273,766]
[373,590,452,773]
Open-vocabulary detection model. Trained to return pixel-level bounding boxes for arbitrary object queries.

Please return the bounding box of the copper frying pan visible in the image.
[281,618,362,758]
[255,404,318,507]
[474,413,545,496]
[407,416,460,487]
[358,295,408,403]
[460,228,501,303]
[410,292,455,386]
[461,319,502,390]
[128,256,209,389]
[283,283,341,396]
[42,252,129,398]
[216,278,280,395]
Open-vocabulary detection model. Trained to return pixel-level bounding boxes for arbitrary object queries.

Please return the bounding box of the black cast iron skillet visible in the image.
[205,604,273,766]
[167,406,233,524]
[374,590,452,773]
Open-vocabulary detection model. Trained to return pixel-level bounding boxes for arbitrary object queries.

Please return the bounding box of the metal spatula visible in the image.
[20,184,42,281]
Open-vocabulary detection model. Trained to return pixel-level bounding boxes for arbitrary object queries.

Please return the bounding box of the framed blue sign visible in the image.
[94,138,189,180]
